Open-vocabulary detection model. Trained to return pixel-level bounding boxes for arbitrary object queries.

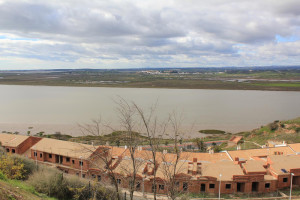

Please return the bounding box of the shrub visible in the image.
[268,123,278,131]
[0,155,25,179]
[11,154,36,179]
[0,171,7,181]
[28,168,118,200]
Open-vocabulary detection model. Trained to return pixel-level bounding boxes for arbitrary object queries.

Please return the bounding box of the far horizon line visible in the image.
[1,65,300,71]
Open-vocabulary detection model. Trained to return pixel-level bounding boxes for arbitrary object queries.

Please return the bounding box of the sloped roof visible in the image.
[242,160,266,173]
[31,138,97,159]
[228,146,295,161]
[268,155,300,175]
[288,143,300,153]
[202,160,244,181]
[0,133,29,148]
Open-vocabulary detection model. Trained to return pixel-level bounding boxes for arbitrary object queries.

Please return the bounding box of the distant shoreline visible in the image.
[0,82,300,92]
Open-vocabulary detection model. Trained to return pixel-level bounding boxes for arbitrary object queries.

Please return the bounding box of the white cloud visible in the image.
[0,0,299,69]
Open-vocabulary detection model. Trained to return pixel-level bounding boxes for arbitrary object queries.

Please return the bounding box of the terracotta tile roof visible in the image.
[180,152,231,163]
[228,146,295,161]
[268,155,300,175]
[31,138,97,159]
[0,133,29,147]
[288,143,300,153]
[202,160,244,181]
[242,160,266,173]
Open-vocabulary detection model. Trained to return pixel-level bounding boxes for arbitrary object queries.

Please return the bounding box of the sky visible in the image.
[0,0,300,70]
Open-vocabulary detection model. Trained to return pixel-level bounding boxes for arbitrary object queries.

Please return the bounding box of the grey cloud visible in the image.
[0,0,299,69]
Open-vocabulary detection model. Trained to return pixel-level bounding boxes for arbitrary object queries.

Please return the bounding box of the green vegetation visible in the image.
[0,146,119,200]
[199,129,226,134]
[0,67,299,91]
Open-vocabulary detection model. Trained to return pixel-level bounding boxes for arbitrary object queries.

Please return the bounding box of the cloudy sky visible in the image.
[0,0,300,70]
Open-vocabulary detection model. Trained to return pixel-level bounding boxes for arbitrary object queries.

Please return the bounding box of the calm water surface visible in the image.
[0,85,300,135]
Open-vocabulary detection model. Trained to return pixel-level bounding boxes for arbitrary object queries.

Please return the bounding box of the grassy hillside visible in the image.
[240,117,300,145]
[0,179,55,200]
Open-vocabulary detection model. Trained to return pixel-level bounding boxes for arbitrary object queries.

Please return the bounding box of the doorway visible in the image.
[201,184,206,192]
[237,182,245,192]
[252,182,259,192]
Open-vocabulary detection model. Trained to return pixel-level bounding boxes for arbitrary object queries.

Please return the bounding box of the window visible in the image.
[12,149,15,153]
[40,153,42,158]
[65,170,68,174]
[265,183,270,188]
[183,182,188,191]
[92,174,96,179]
[76,173,79,176]
[225,184,231,189]
[97,175,101,182]
[159,184,164,190]
[66,157,70,162]
[117,179,121,184]
[136,182,141,190]
[152,184,157,192]
[175,182,180,187]
[49,154,52,158]
[34,152,37,157]
[209,184,215,189]
[82,174,85,178]
[72,160,75,164]
[283,178,288,183]
[79,161,83,166]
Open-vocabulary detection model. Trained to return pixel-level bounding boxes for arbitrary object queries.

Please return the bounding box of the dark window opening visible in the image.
[159,184,164,190]
[72,160,75,164]
[49,154,52,158]
[34,152,37,157]
[12,149,15,153]
[40,153,42,158]
[66,157,70,162]
[82,174,85,178]
[283,178,288,183]
[265,183,270,188]
[136,182,141,190]
[6,148,9,152]
[92,174,96,179]
[209,184,215,189]
[65,170,68,174]
[175,182,180,187]
[79,161,83,166]
[152,184,157,192]
[117,179,121,184]
[183,182,188,191]
[226,184,231,189]
[97,175,101,182]
[76,173,79,176]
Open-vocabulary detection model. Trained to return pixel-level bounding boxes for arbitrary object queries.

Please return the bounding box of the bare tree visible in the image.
[78,118,123,200]
[132,102,168,200]
[159,112,190,200]
[115,97,141,200]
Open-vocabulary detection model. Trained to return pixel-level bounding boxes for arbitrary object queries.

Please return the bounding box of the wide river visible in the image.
[0,85,300,137]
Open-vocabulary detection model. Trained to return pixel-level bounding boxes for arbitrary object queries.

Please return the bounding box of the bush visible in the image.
[268,122,278,131]
[11,154,36,179]
[28,168,119,200]
[0,154,25,179]
[0,171,7,181]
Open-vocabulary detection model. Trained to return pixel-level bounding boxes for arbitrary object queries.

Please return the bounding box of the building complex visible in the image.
[0,133,299,195]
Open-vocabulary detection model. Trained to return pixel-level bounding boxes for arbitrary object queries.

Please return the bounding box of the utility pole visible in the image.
[290,173,294,200]
[219,174,222,200]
